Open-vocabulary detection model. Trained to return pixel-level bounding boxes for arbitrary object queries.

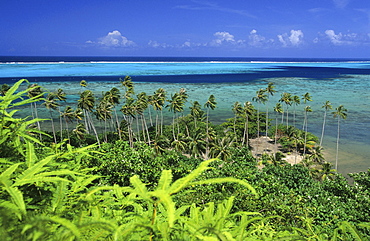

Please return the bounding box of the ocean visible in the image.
[1,56,369,174]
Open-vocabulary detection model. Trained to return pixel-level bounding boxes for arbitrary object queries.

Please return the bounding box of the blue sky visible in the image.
[1,0,370,58]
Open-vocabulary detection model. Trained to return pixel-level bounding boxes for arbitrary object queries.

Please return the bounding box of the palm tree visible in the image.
[316,162,337,181]
[189,101,204,129]
[166,91,185,141]
[121,97,136,147]
[320,100,332,146]
[273,103,283,148]
[77,90,100,146]
[104,87,121,139]
[80,80,87,88]
[73,123,87,146]
[187,129,206,158]
[27,84,44,138]
[303,105,313,157]
[332,105,347,170]
[95,99,113,143]
[204,94,217,158]
[279,92,292,126]
[252,88,268,139]
[292,95,300,128]
[171,133,188,153]
[265,82,276,137]
[152,88,166,136]
[178,88,188,115]
[301,92,312,130]
[42,92,60,143]
[120,76,135,102]
[136,92,151,144]
[210,135,234,161]
[232,101,243,140]
[307,146,325,164]
[60,106,75,144]
[55,88,66,141]
[0,84,10,96]
[242,101,254,147]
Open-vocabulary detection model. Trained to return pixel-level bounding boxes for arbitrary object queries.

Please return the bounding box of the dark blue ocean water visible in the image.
[1,56,370,84]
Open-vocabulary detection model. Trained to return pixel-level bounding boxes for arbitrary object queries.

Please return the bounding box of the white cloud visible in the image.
[210,31,236,46]
[248,29,274,47]
[312,29,370,46]
[87,30,136,48]
[325,30,343,45]
[323,29,370,45]
[148,40,171,48]
[289,30,304,45]
[278,30,304,47]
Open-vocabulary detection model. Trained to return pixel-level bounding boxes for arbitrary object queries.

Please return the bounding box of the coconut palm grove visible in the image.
[0,77,369,240]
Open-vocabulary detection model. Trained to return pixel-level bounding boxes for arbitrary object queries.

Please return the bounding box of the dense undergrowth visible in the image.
[1,79,369,240]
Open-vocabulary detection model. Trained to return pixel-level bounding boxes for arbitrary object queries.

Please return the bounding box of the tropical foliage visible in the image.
[0,79,368,240]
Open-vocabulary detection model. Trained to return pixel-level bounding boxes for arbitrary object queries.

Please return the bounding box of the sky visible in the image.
[1,0,370,58]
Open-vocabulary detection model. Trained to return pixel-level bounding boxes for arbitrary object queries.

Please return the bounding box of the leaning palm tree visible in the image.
[320,100,332,146]
[77,90,100,146]
[303,105,313,157]
[166,92,184,141]
[265,82,277,138]
[152,88,166,135]
[232,101,243,140]
[204,94,217,158]
[332,105,347,170]
[136,92,151,144]
[120,97,136,147]
[95,99,113,143]
[210,135,234,161]
[273,103,283,148]
[73,123,87,146]
[42,92,60,143]
[120,76,135,101]
[317,162,337,181]
[301,92,312,130]
[252,88,268,139]
[292,95,300,128]
[242,101,254,147]
[279,92,292,126]
[0,84,10,96]
[55,88,66,141]
[60,106,75,144]
[189,101,204,129]
[27,83,44,138]
[104,87,121,139]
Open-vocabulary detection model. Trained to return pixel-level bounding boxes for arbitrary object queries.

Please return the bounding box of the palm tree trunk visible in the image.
[320,111,327,146]
[49,110,57,143]
[87,112,100,147]
[114,108,122,140]
[59,106,63,142]
[303,112,307,157]
[335,117,340,170]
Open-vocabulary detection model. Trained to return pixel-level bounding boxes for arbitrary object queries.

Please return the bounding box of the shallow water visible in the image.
[1,60,369,174]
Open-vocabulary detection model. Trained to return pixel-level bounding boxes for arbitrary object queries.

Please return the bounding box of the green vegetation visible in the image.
[1,78,369,240]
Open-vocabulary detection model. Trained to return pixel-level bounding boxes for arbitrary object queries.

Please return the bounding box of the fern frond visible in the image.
[25,141,38,168]
[168,159,215,195]
[0,178,26,219]
[190,177,257,196]
[156,170,173,191]
[150,190,176,228]
[130,175,149,197]
[36,215,81,239]
[339,221,364,241]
